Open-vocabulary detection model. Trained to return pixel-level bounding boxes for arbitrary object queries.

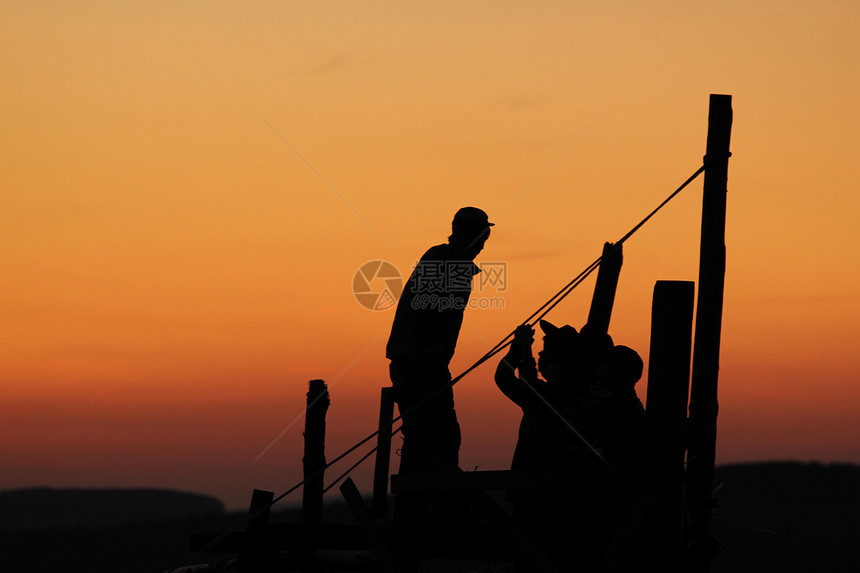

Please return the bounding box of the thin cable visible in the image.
[283,425,405,525]
[165,424,392,571]
[534,164,705,324]
[529,257,603,327]
[712,516,860,561]
[617,165,705,245]
[443,163,706,449]
[323,425,402,496]
[483,257,603,359]
[483,164,704,358]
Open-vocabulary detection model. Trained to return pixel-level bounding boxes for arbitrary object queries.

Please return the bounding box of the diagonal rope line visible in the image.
[323,427,401,497]
[252,331,385,465]
[165,163,705,572]
[166,423,390,571]
[484,164,705,360]
[282,424,404,525]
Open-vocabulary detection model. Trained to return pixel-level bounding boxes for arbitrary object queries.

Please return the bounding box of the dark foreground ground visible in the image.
[709,462,860,572]
[1,462,858,572]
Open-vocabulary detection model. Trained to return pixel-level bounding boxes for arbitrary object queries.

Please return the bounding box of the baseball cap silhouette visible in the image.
[452,207,494,233]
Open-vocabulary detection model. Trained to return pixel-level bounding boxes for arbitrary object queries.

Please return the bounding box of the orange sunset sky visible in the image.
[2,2,859,509]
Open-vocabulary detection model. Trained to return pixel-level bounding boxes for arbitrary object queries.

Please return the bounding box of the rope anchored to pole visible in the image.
[166,163,706,572]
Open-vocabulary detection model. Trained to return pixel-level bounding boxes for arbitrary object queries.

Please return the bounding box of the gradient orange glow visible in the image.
[2,1,859,508]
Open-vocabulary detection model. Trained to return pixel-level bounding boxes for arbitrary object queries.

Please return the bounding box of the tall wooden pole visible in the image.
[303,379,330,526]
[687,94,732,568]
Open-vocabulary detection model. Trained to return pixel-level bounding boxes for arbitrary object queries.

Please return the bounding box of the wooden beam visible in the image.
[586,241,623,335]
[646,281,694,465]
[687,93,732,570]
[303,379,329,526]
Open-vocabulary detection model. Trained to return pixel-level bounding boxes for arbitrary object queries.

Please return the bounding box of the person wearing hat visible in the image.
[386,206,493,541]
[589,344,646,466]
[496,321,580,478]
[494,319,591,565]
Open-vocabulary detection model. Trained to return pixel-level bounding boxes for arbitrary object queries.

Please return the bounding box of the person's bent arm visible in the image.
[494,325,537,406]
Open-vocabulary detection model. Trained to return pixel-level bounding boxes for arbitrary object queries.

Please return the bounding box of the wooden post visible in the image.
[303,379,329,526]
[586,242,623,335]
[240,489,274,573]
[638,281,695,571]
[646,281,695,465]
[372,386,395,518]
[687,94,732,568]
[247,489,274,531]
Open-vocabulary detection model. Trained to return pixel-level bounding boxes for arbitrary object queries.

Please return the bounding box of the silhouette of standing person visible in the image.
[386,206,493,540]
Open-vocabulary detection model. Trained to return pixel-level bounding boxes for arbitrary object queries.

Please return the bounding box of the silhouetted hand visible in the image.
[513,324,535,359]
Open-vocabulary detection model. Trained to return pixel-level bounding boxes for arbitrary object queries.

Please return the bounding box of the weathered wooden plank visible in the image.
[303,379,329,526]
[587,241,624,335]
[646,280,694,465]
